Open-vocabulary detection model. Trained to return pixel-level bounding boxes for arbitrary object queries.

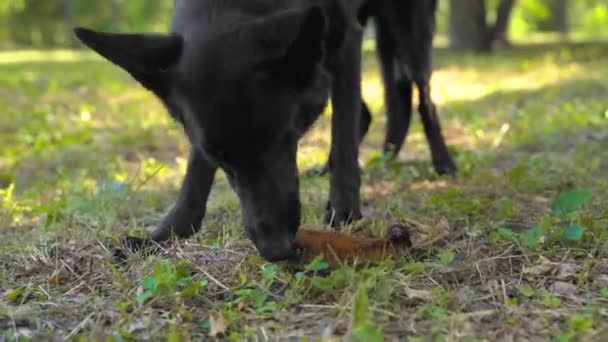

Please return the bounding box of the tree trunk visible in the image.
[491,0,517,46]
[449,0,491,52]
[548,0,568,34]
[63,0,77,47]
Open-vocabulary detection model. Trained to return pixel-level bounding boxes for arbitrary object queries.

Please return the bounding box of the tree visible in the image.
[449,0,490,51]
[449,0,518,52]
[492,0,518,46]
[546,0,569,33]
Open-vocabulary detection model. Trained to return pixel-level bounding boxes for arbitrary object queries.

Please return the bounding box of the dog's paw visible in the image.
[323,201,363,228]
[433,156,457,176]
[110,236,156,264]
[303,163,330,178]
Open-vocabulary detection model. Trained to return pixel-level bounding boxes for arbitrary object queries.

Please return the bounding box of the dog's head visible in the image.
[75,6,330,261]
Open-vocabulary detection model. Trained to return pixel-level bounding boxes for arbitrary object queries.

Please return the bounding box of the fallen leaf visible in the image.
[449,286,476,310]
[402,217,450,249]
[209,312,228,337]
[48,269,64,286]
[554,263,579,282]
[522,259,579,281]
[550,281,578,296]
[236,300,248,312]
[523,258,557,276]
[127,321,147,334]
[550,281,584,305]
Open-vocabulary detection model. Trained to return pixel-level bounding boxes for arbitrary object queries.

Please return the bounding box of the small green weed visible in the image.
[136,259,208,304]
[351,285,384,342]
[225,265,279,313]
[557,314,596,341]
[518,283,535,298]
[494,188,600,249]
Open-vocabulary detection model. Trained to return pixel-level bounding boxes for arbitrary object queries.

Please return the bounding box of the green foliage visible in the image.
[562,224,586,242]
[294,255,330,284]
[311,266,357,291]
[494,188,596,249]
[225,265,279,313]
[557,313,596,341]
[0,0,173,48]
[0,184,26,225]
[518,284,535,297]
[0,0,24,15]
[4,287,26,303]
[551,189,592,215]
[421,305,447,320]
[510,0,608,40]
[136,259,208,304]
[569,314,594,331]
[1,0,608,48]
[538,289,562,308]
[351,285,384,342]
[520,225,543,247]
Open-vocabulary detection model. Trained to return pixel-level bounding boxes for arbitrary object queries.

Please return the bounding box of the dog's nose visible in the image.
[255,233,297,262]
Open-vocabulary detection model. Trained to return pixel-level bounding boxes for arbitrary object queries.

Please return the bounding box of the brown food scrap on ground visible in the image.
[294,218,450,268]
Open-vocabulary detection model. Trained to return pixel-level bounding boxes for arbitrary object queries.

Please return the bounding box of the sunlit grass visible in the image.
[0,49,99,64]
[1,43,607,340]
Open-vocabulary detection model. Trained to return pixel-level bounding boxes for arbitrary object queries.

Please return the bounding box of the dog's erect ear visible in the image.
[251,6,326,84]
[74,27,182,96]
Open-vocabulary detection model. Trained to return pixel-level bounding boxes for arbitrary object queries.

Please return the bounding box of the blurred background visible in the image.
[0,0,607,50]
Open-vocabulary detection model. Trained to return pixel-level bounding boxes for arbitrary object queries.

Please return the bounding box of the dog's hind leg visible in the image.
[359,98,372,145]
[309,99,371,177]
[376,17,413,159]
[307,100,372,176]
[415,79,457,175]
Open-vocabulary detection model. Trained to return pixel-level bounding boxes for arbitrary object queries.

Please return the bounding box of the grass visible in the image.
[1,41,608,340]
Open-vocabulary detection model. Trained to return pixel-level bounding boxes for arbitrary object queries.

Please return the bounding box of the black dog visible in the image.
[74,0,455,262]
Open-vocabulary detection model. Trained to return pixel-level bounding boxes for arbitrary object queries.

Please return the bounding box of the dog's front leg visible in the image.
[324,29,364,227]
[116,149,216,258]
[151,148,217,242]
